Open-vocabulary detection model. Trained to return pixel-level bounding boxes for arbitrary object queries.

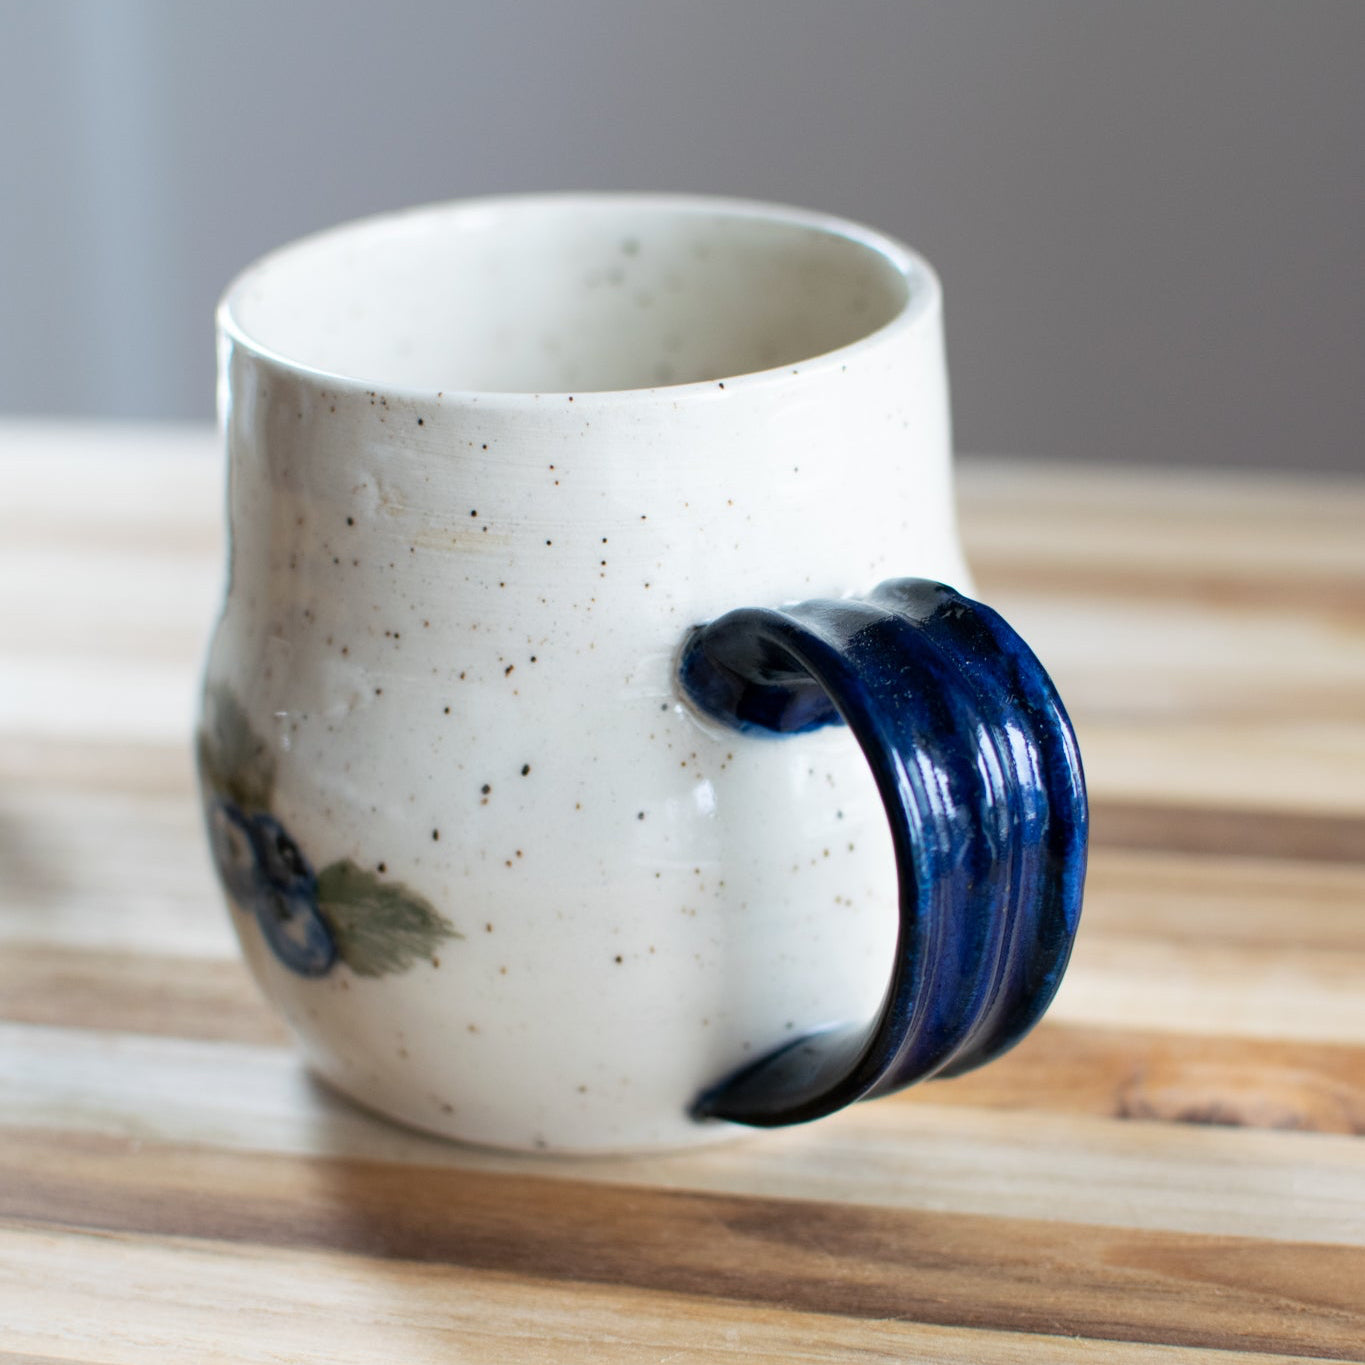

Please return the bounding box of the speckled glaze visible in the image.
[200,194,1077,1153]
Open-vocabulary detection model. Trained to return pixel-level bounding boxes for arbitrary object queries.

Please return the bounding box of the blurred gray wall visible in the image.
[2,0,1362,471]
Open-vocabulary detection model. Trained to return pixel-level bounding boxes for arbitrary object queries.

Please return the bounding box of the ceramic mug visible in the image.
[199,194,1087,1153]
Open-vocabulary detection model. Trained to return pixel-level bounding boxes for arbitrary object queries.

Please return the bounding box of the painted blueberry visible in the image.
[205,801,336,978]
[248,814,337,978]
[207,799,261,906]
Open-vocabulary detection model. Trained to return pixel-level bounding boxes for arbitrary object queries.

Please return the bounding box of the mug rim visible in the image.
[216,192,942,407]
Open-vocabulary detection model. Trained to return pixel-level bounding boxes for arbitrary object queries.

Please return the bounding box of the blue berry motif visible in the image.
[207,801,337,978]
[206,799,259,906]
[198,686,459,980]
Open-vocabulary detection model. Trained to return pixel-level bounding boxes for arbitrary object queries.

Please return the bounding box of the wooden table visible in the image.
[2,421,1363,1362]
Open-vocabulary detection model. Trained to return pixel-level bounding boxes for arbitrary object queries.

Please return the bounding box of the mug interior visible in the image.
[222,197,917,394]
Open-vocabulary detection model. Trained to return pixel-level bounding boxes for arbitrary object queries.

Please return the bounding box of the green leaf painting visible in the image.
[317,860,462,977]
[198,684,461,980]
[197,685,276,812]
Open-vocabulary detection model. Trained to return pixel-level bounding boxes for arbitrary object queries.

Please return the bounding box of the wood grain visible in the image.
[6,1022,1364,1247]
[1092,801,1365,864]
[2,1230,1346,1365]
[4,1129,1363,1358]
[2,427,1363,1360]
[0,944,288,1045]
[4,934,1362,1134]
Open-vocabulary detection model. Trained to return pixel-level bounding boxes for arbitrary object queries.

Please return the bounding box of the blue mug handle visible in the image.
[679,578,1088,1127]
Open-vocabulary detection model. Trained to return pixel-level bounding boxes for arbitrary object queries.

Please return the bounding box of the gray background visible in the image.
[3,0,1362,471]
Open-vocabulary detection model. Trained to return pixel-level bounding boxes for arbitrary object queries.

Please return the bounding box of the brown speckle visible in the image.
[431,828,440,841]
[521,763,531,776]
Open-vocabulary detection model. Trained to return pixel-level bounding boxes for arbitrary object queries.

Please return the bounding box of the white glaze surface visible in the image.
[204,194,968,1152]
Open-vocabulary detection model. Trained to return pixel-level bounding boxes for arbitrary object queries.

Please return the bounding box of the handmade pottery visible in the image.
[199,195,1086,1152]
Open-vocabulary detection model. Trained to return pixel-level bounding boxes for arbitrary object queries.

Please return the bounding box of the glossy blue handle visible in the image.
[679,578,1087,1127]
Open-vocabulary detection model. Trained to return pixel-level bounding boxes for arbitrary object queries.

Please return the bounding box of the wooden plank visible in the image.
[972,554,1365,617]
[1077,721,1365,821]
[1092,802,1365,864]
[0,736,192,797]
[914,1022,1365,1134]
[2,1128,1361,1358]
[1080,849,1365,948]
[957,458,1365,582]
[0,944,285,1046]
[1057,849,1365,1044]
[997,593,1365,726]
[1052,934,1365,1045]
[0,809,233,959]
[0,422,221,544]
[4,1023,1363,1247]
[0,1226,1342,1365]
[4,926,1362,1140]
[3,434,1363,1360]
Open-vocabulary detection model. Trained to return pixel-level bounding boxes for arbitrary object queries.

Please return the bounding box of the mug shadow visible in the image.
[289,1064,827,1328]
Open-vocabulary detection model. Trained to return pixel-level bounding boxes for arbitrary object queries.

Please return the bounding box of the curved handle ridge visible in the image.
[680,578,1087,1127]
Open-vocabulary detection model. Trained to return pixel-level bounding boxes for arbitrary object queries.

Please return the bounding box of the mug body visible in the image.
[201,194,965,1152]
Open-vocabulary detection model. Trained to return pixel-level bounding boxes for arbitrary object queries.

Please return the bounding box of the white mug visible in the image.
[199,194,1086,1153]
